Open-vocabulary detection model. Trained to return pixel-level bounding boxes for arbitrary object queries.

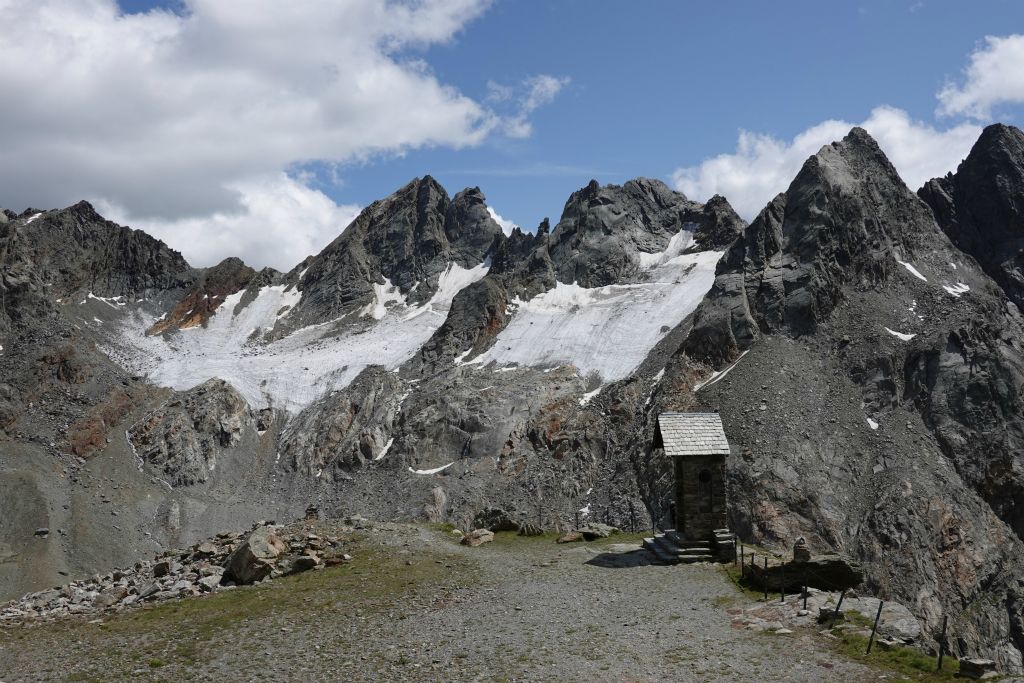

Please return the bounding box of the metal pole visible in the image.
[733,537,738,566]
[802,585,808,611]
[937,615,948,671]
[829,590,846,629]
[740,545,745,576]
[780,564,785,603]
[866,601,884,654]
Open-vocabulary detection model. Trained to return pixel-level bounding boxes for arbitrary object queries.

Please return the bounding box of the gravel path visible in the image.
[0,525,878,682]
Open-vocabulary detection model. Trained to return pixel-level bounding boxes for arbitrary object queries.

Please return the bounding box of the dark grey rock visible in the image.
[285,177,502,328]
[920,123,1024,309]
[127,378,253,486]
[675,126,1024,670]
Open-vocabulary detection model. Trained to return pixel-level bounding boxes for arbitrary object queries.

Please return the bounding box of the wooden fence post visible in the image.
[866,601,884,654]
[829,590,846,629]
[763,556,769,601]
[937,615,948,671]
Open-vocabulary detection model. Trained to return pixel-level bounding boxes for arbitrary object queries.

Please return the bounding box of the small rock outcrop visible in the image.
[279,366,404,475]
[745,553,864,592]
[148,256,256,334]
[127,379,252,486]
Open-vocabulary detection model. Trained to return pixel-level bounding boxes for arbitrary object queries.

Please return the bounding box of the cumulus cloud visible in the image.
[486,206,518,236]
[938,34,1024,119]
[671,106,980,220]
[96,174,361,271]
[0,0,567,267]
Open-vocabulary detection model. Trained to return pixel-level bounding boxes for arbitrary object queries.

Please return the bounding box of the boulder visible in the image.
[579,523,618,541]
[556,532,583,544]
[472,508,519,532]
[959,658,998,680]
[224,527,288,584]
[750,554,863,592]
[460,529,495,547]
[288,554,319,573]
[197,574,222,592]
[193,541,218,558]
[152,560,171,578]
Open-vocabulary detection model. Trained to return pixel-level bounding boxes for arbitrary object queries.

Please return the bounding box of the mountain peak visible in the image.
[282,175,501,327]
[977,122,1024,146]
[920,121,1024,307]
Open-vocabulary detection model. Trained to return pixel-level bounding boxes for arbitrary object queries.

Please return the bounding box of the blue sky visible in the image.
[356,0,1024,228]
[1,1,1023,268]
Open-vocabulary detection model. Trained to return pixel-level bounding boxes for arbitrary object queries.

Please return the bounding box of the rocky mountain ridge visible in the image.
[1,124,1024,670]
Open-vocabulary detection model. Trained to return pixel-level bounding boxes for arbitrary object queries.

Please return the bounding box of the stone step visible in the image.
[644,533,725,565]
[642,538,677,565]
[665,530,712,548]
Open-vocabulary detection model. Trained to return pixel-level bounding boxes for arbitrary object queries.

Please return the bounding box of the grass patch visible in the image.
[1,534,476,680]
[830,630,961,682]
[719,562,770,602]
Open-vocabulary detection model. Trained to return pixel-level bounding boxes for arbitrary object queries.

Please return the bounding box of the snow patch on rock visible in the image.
[106,262,489,413]
[942,282,970,298]
[896,259,928,282]
[884,327,916,341]
[409,462,453,475]
[695,350,750,392]
[477,245,722,383]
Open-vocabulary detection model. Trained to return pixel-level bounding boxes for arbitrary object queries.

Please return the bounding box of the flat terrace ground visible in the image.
[0,526,882,682]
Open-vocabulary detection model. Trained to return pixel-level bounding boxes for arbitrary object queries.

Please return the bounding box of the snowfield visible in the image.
[105,262,489,413]
[475,230,722,382]
[103,229,724,411]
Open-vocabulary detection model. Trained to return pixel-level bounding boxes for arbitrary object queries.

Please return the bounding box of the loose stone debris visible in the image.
[0,517,355,623]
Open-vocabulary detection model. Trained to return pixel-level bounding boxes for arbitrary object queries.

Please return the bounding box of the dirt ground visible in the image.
[0,525,886,682]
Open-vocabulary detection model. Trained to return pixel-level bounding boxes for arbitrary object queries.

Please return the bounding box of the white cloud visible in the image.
[0,0,567,267]
[489,75,571,139]
[938,34,1024,119]
[486,206,518,236]
[671,106,980,220]
[96,174,360,271]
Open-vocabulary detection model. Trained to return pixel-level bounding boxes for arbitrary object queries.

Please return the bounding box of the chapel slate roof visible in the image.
[656,412,730,457]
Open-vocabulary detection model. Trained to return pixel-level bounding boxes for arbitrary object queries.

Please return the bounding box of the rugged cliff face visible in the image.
[674,127,1024,670]
[920,123,1024,309]
[284,176,503,329]
[418,178,745,368]
[6,201,193,301]
[148,258,256,334]
[2,128,1024,670]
